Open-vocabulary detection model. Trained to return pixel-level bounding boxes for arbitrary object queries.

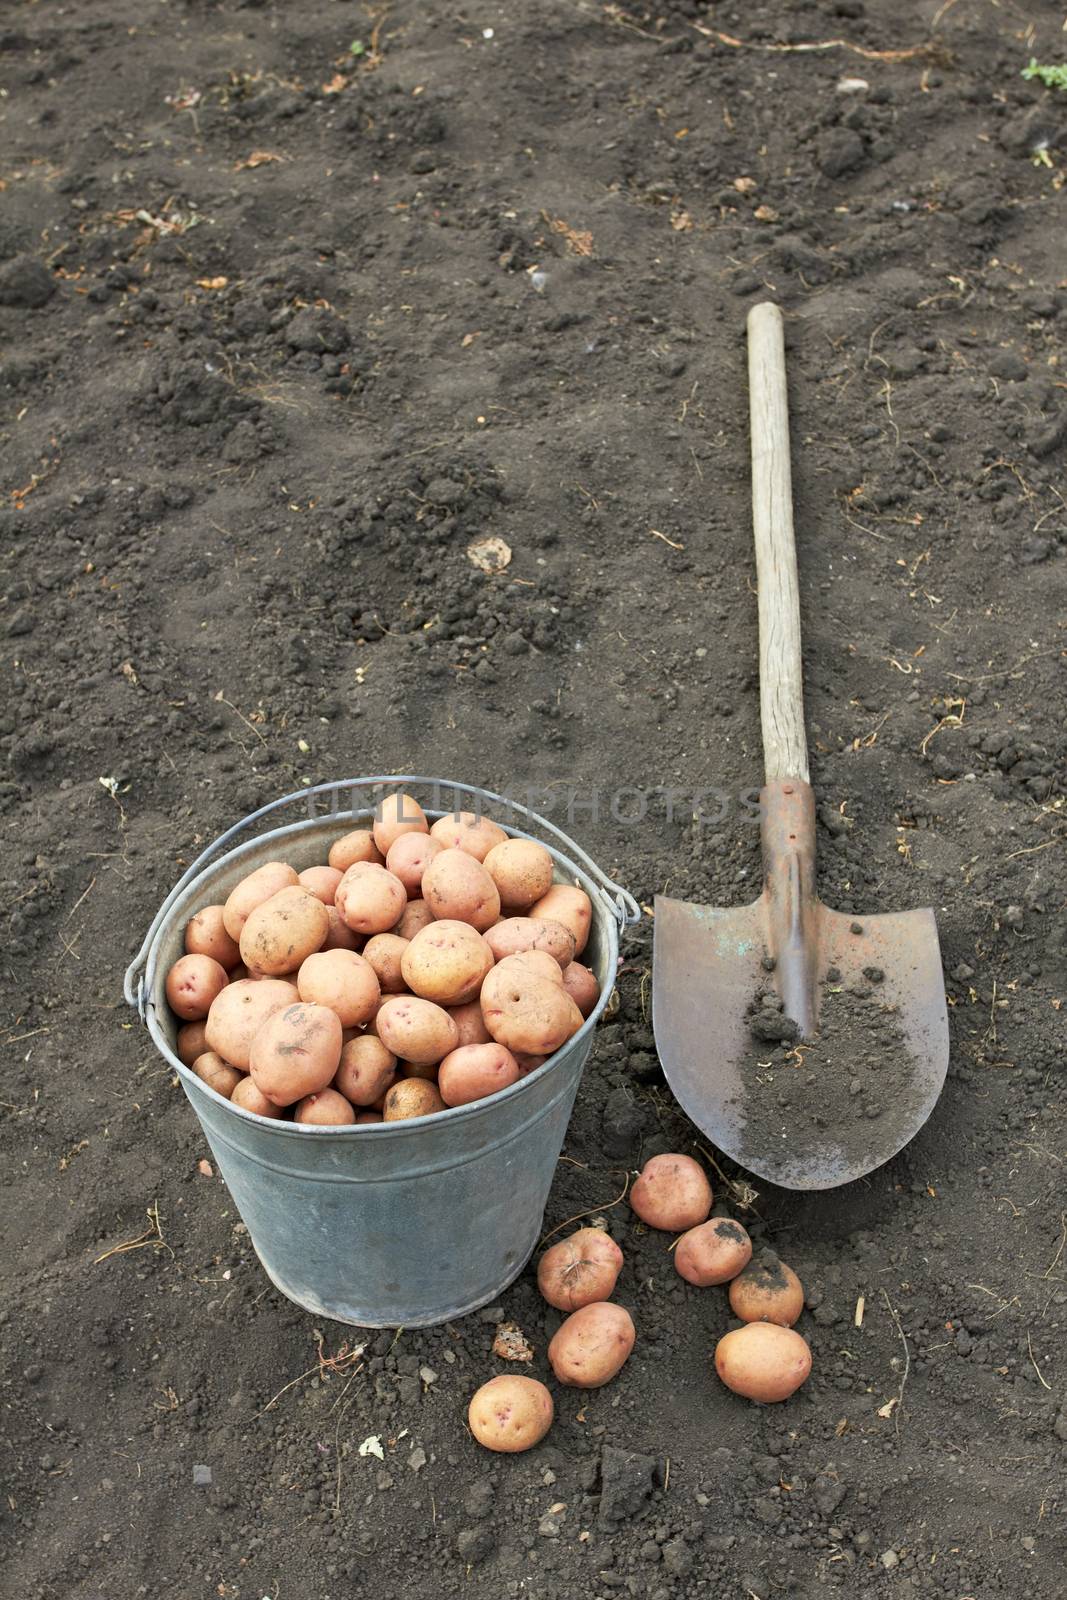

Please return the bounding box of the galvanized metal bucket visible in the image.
[124,777,639,1328]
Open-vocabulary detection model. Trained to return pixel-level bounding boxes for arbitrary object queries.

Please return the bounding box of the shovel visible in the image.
[652,303,949,1191]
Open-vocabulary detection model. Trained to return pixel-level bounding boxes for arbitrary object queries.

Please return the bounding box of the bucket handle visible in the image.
[124,775,641,1017]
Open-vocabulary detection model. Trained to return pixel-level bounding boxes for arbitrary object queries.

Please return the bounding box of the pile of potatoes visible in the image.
[164,792,601,1126]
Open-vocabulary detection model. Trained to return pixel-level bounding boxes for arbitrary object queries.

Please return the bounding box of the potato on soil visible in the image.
[297,949,380,1027]
[372,790,429,855]
[321,905,361,952]
[481,957,583,1055]
[714,1322,811,1403]
[448,999,492,1048]
[548,1302,635,1388]
[205,977,299,1070]
[166,954,229,1021]
[393,898,435,940]
[674,1218,753,1287]
[468,1375,554,1453]
[375,995,459,1065]
[429,810,508,861]
[528,884,592,955]
[630,1153,713,1233]
[484,916,575,968]
[297,865,343,905]
[191,1051,244,1100]
[222,861,299,942]
[176,1019,209,1066]
[334,1034,397,1106]
[438,1042,521,1106]
[382,1078,446,1121]
[231,1076,286,1118]
[249,1002,343,1106]
[239,886,329,977]
[727,1251,804,1327]
[184,904,241,969]
[483,839,555,910]
[362,932,409,993]
[401,919,494,1006]
[294,1088,356,1126]
[537,1227,623,1312]
[327,829,383,872]
[421,848,501,932]
[561,960,600,1017]
[336,862,407,936]
[385,831,442,895]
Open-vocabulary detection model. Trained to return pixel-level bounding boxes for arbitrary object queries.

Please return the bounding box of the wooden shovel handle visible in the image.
[747,303,810,785]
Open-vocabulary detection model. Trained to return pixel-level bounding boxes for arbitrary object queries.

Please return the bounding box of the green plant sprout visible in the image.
[1021,59,1067,91]
[349,39,365,57]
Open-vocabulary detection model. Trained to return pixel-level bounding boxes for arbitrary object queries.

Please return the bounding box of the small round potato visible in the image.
[385,831,442,895]
[239,886,330,977]
[481,958,584,1056]
[714,1323,812,1404]
[528,884,593,956]
[630,1153,713,1233]
[362,932,410,994]
[382,1078,446,1121]
[674,1218,753,1287]
[375,996,459,1065]
[176,1019,209,1066]
[448,1000,492,1048]
[297,865,344,905]
[421,848,501,932]
[222,861,299,941]
[393,898,435,940]
[484,917,575,969]
[537,1228,624,1312]
[327,829,383,872]
[372,790,429,855]
[333,1034,397,1106]
[205,977,299,1069]
[401,920,495,1006]
[294,1088,357,1126]
[728,1252,804,1327]
[548,1302,635,1389]
[321,905,361,952]
[249,1002,343,1106]
[561,961,600,1018]
[297,949,380,1027]
[231,1076,286,1118]
[190,1050,244,1100]
[429,810,508,861]
[438,1043,521,1107]
[336,862,407,936]
[166,954,229,1021]
[468,1375,554,1454]
[184,904,241,969]
[483,839,555,910]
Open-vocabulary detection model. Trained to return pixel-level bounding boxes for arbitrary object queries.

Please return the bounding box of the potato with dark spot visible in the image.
[484,917,575,969]
[184,904,241,969]
[429,811,508,861]
[222,861,299,942]
[728,1251,804,1327]
[336,862,407,936]
[166,954,229,1021]
[715,1323,811,1403]
[480,955,583,1056]
[401,920,494,1006]
[421,848,500,932]
[372,791,429,855]
[382,1078,445,1121]
[537,1228,624,1312]
[528,884,592,955]
[674,1219,753,1286]
[548,1302,635,1388]
[327,829,383,872]
[249,1002,343,1106]
[468,1375,553,1453]
[239,886,329,976]
[483,839,555,910]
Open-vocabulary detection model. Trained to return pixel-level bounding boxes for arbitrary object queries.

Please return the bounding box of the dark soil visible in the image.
[2,2,1066,1599]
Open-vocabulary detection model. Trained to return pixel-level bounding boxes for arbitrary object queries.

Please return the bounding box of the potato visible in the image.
[355,1110,383,1124]
[629,1153,713,1233]
[385,831,442,895]
[484,917,575,969]
[249,1002,343,1106]
[438,1043,521,1107]
[297,865,343,905]
[205,977,299,1069]
[176,1019,209,1066]
[513,1052,548,1076]
[393,898,434,940]
[421,848,500,932]
[429,810,508,861]
[166,954,229,1021]
[327,829,383,872]
[336,862,407,936]
[528,884,592,955]
[184,904,241,969]
[372,790,429,855]
[190,1050,244,1099]
[294,1088,356,1126]
[231,1076,286,1119]
[321,905,361,952]
[297,949,380,1027]
[382,1078,446,1121]
[227,962,251,982]
[714,1323,812,1403]
[375,996,459,1065]
[222,861,299,941]
[362,932,410,993]
[537,1228,623,1312]
[398,1061,440,1082]
[333,1034,397,1106]
[480,957,583,1055]
[468,1375,554,1454]
[239,886,329,977]
[401,920,495,1006]
[561,960,600,1018]
[483,838,555,910]
[674,1218,753,1287]
[728,1252,804,1327]
[548,1302,635,1388]
[487,948,562,987]
[448,1000,492,1048]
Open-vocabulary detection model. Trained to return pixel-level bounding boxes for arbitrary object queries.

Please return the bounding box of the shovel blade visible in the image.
[652,893,949,1190]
